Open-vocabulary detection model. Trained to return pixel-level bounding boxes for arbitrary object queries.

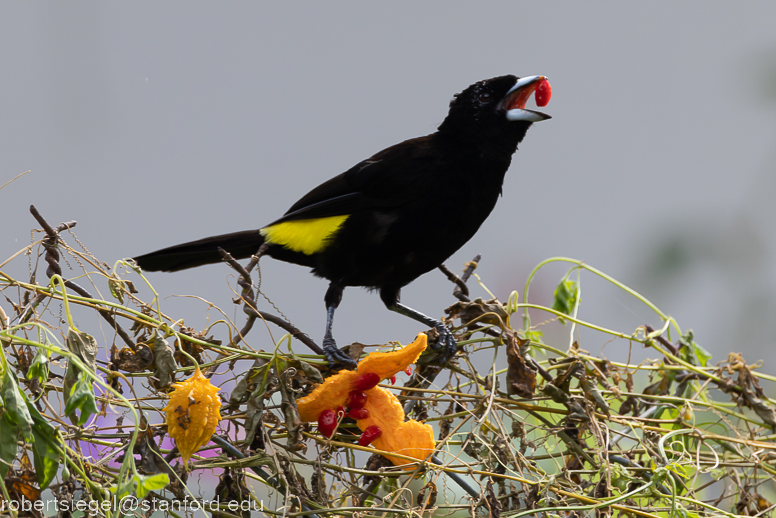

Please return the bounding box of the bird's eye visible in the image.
[478,92,492,103]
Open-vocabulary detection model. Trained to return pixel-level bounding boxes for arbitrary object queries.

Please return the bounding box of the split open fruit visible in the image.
[297,334,435,467]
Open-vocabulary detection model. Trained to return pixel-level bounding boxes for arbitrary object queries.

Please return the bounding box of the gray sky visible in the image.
[2,2,776,366]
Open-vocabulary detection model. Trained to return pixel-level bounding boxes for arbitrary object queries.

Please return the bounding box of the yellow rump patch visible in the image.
[260,215,349,255]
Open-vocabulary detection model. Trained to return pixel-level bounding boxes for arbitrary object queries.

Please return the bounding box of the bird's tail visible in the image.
[133,229,265,272]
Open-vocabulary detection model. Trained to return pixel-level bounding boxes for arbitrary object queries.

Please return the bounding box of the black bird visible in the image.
[134,74,551,367]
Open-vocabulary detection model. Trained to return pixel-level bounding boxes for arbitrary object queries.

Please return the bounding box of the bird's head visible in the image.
[438,75,551,149]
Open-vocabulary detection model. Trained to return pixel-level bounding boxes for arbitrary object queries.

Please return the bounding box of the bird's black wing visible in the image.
[266,135,439,227]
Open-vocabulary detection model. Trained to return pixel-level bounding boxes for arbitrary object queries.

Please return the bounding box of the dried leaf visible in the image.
[506,333,536,398]
[485,480,502,518]
[152,330,178,389]
[542,383,570,405]
[438,402,455,441]
[213,468,252,517]
[417,481,438,508]
[110,343,154,373]
[619,395,639,416]
[446,298,508,328]
[311,461,328,504]
[581,377,610,415]
[230,359,268,406]
[296,359,324,385]
[277,367,304,452]
[342,342,367,362]
[363,453,392,485]
[175,327,213,367]
[243,393,266,449]
[134,416,172,478]
[744,393,776,430]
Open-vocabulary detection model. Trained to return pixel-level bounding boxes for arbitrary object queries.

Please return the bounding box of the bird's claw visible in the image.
[430,323,458,363]
[322,336,358,369]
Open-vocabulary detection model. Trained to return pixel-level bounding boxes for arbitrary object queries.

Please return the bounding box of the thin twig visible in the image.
[28,205,134,346]
[438,253,481,302]
[219,246,323,356]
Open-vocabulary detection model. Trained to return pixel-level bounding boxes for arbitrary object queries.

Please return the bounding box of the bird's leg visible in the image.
[322,283,358,368]
[380,287,457,363]
[390,303,458,362]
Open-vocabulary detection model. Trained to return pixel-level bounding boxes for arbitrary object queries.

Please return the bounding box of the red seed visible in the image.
[348,390,368,409]
[535,79,551,107]
[353,372,380,391]
[404,366,412,376]
[317,409,337,438]
[348,407,370,420]
[358,425,383,446]
[390,375,397,385]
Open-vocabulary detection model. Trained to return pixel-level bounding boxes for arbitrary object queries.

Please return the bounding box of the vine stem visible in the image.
[504,479,655,518]
[522,256,682,337]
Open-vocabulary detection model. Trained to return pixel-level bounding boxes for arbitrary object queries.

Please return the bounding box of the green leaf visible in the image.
[2,368,33,442]
[112,446,136,499]
[63,372,98,426]
[693,343,712,366]
[521,329,544,345]
[609,463,633,491]
[62,329,98,422]
[654,405,679,421]
[24,393,60,489]
[551,278,579,322]
[108,278,125,304]
[0,417,18,480]
[675,505,700,518]
[665,461,689,479]
[26,346,50,385]
[135,472,170,498]
[112,474,135,500]
[678,330,711,367]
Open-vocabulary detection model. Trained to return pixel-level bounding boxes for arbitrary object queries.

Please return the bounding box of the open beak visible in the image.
[503,75,551,122]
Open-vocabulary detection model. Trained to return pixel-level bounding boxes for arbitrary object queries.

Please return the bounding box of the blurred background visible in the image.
[2,2,776,369]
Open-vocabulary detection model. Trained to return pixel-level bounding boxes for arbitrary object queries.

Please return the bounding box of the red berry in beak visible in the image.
[535,79,551,107]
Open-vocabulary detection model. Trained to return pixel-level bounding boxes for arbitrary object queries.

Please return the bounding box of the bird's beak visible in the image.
[503,75,551,122]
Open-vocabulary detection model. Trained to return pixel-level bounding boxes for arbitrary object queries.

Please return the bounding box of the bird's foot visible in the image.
[429,323,458,364]
[322,335,358,369]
